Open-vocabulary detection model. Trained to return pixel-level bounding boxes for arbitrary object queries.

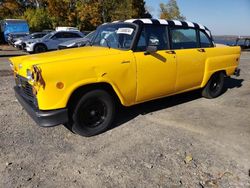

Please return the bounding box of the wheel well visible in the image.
[34,43,47,49]
[214,70,226,77]
[206,70,226,83]
[202,70,227,88]
[67,83,121,109]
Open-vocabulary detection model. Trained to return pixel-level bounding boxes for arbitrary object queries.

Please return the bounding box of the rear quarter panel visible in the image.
[201,46,241,87]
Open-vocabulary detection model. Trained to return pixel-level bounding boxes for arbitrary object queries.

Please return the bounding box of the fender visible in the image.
[201,54,239,88]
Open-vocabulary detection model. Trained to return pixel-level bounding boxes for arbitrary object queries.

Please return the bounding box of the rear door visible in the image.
[133,24,177,103]
[170,27,207,91]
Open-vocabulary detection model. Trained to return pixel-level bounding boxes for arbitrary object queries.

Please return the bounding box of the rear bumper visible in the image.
[14,86,68,127]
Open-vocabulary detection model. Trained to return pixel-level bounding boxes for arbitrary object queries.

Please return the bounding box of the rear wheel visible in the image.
[34,44,47,53]
[69,89,115,137]
[202,72,225,99]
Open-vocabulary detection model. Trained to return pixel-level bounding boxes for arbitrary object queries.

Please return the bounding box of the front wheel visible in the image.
[70,89,115,137]
[202,72,225,99]
[34,44,47,53]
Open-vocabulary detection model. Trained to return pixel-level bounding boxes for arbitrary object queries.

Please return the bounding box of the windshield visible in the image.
[92,23,136,50]
[42,32,55,39]
[85,31,95,40]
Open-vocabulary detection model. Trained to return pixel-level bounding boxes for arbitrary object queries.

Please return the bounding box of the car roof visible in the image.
[106,18,211,36]
[31,32,47,35]
[52,30,82,34]
[9,32,29,36]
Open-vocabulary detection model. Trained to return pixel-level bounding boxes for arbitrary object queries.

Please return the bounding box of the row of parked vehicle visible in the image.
[8,27,95,54]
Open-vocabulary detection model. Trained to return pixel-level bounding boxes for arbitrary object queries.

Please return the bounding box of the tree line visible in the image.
[0,0,184,31]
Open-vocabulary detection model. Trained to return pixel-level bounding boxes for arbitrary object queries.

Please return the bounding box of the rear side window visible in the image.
[136,25,169,51]
[200,31,213,48]
[64,32,82,38]
[170,28,198,49]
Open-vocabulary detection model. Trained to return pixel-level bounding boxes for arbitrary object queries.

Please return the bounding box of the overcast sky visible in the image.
[145,0,250,36]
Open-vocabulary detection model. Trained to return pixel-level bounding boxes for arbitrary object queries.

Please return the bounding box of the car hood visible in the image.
[14,39,23,45]
[10,46,123,75]
[25,38,43,44]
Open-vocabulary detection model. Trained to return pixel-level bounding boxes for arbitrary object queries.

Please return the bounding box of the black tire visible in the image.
[34,44,47,53]
[70,89,115,137]
[202,72,225,99]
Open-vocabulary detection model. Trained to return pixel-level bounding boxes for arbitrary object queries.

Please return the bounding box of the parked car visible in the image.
[24,30,84,53]
[42,29,54,33]
[234,37,250,50]
[14,32,48,50]
[10,19,241,137]
[58,30,95,49]
[0,19,29,43]
[7,32,30,46]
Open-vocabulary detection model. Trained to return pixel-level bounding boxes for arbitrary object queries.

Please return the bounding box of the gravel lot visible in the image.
[0,46,249,187]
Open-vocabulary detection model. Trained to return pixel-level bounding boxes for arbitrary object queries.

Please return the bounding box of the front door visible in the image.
[134,25,177,103]
[49,32,68,49]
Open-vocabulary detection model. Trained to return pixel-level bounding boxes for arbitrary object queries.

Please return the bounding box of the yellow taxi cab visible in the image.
[10,19,241,136]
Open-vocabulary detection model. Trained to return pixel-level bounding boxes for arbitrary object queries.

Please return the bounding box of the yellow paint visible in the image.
[10,45,241,110]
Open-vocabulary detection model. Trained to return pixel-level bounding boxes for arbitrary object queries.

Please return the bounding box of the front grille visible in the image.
[15,75,38,107]
[22,42,26,49]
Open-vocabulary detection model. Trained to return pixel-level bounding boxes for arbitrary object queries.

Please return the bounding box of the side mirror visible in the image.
[144,45,157,55]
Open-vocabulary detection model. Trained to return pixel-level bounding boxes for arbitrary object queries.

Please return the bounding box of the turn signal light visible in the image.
[56,82,64,89]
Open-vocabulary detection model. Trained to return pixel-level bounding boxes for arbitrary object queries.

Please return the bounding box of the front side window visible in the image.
[43,32,54,39]
[136,25,169,51]
[200,31,213,48]
[171,28,198,49]
[92,23,136,50]
[53,32,65,39]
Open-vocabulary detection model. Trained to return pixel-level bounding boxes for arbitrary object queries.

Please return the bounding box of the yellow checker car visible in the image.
[10,19,241,136]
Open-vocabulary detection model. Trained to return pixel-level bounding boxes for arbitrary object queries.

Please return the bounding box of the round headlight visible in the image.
[18,64,22,69]
[26,69,33,81]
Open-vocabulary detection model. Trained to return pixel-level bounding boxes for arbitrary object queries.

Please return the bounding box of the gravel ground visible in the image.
[0,46,249,188]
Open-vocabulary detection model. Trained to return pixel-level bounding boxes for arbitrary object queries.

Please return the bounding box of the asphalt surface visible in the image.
[0,46,249,187]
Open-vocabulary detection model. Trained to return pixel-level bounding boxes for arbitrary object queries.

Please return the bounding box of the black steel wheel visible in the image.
[202,72,225,99]
[71,89,115,137]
